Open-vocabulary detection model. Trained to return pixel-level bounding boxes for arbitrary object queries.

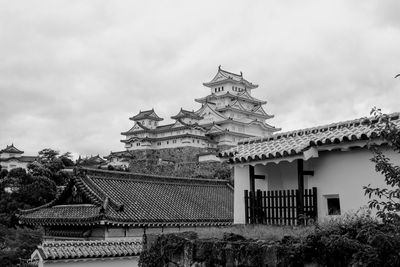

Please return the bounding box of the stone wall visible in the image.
[127,147,232,180]
[128,147,217,163]
[140,232,299,267]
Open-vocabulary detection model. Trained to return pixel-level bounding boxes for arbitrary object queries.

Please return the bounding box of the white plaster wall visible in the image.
[234,165,250,224]
[42,257,139,267]
[1,152,22,158]
[308,148,400,219]
[126,138,209,150]
[254,164,269,191]
[233,147,400,222]
[0,160,29,170]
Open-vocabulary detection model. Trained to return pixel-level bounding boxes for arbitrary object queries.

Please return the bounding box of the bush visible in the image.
[279,210,400,267]
[0,225,43,266]
[0,169,8,179]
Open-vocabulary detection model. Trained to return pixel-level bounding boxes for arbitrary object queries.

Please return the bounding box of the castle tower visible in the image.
[120,67,279,151]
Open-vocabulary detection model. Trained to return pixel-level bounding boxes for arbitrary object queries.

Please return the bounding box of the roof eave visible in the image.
[129,116,163,121]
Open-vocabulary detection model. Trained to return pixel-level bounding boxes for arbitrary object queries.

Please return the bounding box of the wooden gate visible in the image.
[244,187,318,225]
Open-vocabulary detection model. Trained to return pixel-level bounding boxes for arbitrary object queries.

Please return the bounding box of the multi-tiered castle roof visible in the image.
[120,67,280,150]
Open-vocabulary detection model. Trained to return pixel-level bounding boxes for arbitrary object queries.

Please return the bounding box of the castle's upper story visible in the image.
[121,67,280,150]
[0,144,37,170]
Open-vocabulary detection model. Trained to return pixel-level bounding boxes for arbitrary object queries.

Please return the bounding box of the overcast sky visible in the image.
[1,0,399,158]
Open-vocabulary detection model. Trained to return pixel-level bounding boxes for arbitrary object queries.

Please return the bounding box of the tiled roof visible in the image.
[22,204,104,225]
[78,155,106,166]
[195,92,267,105]
[36,239,142,260]
[0,144,24,154]
[121,120,205,136]
[129,109,163,121]
[104,150,135,160]
[20,168,234,227]
[216,103,273,120]
[0,156,37,163]
[203,66,258,89]
[171,108,203,120]
[220,113,400,163]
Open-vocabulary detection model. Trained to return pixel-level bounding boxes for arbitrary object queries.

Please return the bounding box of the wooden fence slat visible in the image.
[288,190,291,225]
[278,190,283,225]
[244,190,249,224]
[312,187,318,221]
[249,191,254,224]
[267,191,271,224]
[244,187,318,226]
[282,190,287,225]
[271,191,275,224]
[263,191,267,224]
[256,190,262,224]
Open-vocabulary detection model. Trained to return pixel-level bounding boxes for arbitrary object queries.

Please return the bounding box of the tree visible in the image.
[27,148,73,186]
[59,152,74,167]
[7,167,27,179]
[37,148,59,164]
[0,149,67,264]
[364,108,400,223]
[0,169,8,179]
[27,161,52,178]
[0,224,42,266]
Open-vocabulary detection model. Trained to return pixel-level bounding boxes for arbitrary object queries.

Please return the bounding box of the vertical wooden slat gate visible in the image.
[244,187,318,225]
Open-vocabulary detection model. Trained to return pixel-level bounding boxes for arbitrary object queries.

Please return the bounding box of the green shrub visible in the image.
[279,210,400,267]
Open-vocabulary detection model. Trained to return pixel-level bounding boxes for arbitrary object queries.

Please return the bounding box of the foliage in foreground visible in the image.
[0,225,42,266]
[363,108,400,223]
[0,148,73,265]
[139,211,400,267]
[279,211,400,267]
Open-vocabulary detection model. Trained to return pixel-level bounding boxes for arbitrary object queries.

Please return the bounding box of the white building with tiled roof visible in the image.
[121,67,279,151]
[0,144,37,171]
[20,167,233,266]
[220,113,400,225]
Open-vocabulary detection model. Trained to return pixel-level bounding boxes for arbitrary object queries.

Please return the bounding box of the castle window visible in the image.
[222,86,224,91]
[157,142,161,146]
[167,141,169,144]
[136,143,141,146]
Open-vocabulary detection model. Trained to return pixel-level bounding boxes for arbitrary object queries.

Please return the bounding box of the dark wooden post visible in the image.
[297,159,304,224]
[248,165,266,224]
[297,159,315,225]
[244,190,249,224]
[249,165,265,193]
[312,187,318,220]
[249,165,255,193]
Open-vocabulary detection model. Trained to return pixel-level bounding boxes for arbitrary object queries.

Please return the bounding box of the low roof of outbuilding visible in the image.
[19,168,234,227]
[33,239,142,261]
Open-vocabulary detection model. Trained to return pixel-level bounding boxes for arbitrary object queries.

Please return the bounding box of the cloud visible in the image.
[0,0,399,157]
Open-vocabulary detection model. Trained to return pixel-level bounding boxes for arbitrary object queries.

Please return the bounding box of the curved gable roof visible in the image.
[20,168,234,227]
[1,144,24,154]
[129,109,163,121]
[203,67,258,89]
